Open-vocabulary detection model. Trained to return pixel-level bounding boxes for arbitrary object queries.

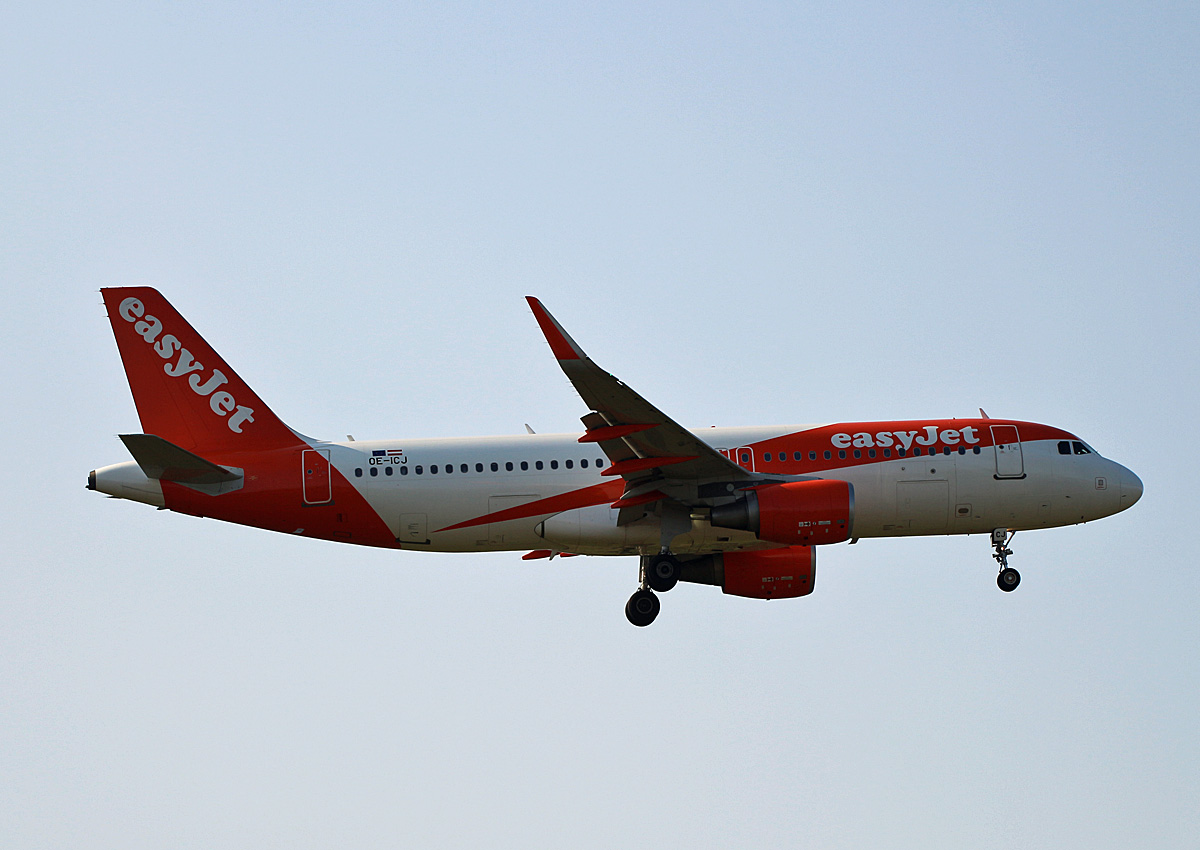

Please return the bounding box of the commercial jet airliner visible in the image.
[89,288,1143,626]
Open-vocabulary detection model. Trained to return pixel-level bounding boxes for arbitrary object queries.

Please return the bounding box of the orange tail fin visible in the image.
[101,287,298,453]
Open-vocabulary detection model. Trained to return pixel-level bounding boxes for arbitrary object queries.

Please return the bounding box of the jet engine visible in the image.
[680,546,817,599]
[709,479,853,546]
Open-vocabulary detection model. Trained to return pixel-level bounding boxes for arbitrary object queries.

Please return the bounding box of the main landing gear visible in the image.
[625,553,682,627]
[625,589,660,627]
[992,528,1020,592]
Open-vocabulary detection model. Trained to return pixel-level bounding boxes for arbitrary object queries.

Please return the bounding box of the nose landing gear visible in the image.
[992,528,1020,592]
[997,567,1020,591]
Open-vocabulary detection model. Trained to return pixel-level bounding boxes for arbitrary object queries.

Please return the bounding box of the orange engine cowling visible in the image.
[722,546,816,599]
[710,479,854,546]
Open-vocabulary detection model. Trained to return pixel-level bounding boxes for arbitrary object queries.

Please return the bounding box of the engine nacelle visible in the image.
[710,479,853,546]
[723,547,816,598]
[680,546,817,599]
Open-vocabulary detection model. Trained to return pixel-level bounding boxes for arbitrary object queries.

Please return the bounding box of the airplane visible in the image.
[89,287,1143,626]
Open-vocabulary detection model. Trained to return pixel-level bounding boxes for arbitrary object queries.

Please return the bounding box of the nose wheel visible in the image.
[992,528,1020,592]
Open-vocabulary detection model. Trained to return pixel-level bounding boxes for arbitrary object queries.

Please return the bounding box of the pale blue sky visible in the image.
[2,3,1197,847]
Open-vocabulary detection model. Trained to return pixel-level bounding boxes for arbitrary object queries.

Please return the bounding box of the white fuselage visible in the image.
[92,421,1141,556]
[299,425,1138,554]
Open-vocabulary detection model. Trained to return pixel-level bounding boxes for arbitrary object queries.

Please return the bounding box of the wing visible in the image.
[526,297,757,520]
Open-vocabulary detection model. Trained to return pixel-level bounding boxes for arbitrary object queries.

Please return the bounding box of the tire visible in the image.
[646,554,681,593]
[997,567,1021,592]
[625,589,661,627]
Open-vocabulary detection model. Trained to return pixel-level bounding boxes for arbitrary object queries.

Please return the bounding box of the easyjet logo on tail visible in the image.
[117,297,256,434]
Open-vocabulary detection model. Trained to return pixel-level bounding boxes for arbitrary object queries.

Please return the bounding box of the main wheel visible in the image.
[625,589,661,627]
[646,554,682,593]
[997,567,1021,592]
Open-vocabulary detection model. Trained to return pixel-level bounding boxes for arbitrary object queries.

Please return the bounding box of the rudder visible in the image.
[102,287,298,453]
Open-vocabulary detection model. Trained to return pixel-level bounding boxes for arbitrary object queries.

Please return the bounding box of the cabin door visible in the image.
[990,426,1025,479]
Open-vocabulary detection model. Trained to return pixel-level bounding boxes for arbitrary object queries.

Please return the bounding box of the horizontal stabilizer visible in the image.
[119,434,243,491]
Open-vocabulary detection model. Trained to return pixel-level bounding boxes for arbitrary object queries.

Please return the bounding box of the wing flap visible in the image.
[578,423,656,443]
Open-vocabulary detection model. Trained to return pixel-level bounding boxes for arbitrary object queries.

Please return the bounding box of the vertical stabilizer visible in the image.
[101,287,299,453]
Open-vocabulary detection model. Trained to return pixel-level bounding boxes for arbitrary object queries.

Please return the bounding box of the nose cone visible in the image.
[1119,466,1143,510]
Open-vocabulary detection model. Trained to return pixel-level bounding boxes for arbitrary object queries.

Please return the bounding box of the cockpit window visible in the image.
[1072,441,1091,455]
[1058,441,1071,455]
[1061,440,1094,456]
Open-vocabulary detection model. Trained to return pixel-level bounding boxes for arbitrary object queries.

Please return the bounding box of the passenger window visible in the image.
[1058,441,1071,455]
[535,460,544,470]
[355,468,362,478]
[490,462,498,472]
[520,461,529,471]
[475,463,483,472]
[431,465,438,474]
[809,451,816,461]
[461,463,468,473]
[505,462,514,471]
[740,452,749,464]
[883,449,891,458]
[824,450,831,460]
[868,449,876,458]
[973,447,981,454]
[370,467,378,477]
[596,458,604,466]
[838,450,846,459]
[764,452,772,462]
[445,464,452,474]
[853,449,861,459]
[415,465,423,474]
[385,466,393,476]
[400,466,408,475]
[794,451,802,461]
[943,447,951,456]
[914,448,922,456]
[566,459,574,469]
[958,447,965,455]
[898,448,906,457]
[550,460,558,469]
[581,459,589,468]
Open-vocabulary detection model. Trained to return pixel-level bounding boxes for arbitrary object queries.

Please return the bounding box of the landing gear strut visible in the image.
[625,552,681,626]
[992,528,1020,592]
